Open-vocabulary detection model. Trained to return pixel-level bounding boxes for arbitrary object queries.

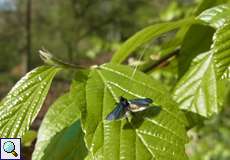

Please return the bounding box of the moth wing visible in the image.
[129,103,149,112]
[129,98,153,106]
[106,103,126,120]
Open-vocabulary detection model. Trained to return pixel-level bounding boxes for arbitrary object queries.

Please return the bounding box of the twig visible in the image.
[142,49,180,73]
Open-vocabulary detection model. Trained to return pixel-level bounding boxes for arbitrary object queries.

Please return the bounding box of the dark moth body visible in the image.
[106,96,153,120]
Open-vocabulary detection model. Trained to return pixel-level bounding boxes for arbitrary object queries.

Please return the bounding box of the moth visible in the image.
[106,96,153,120]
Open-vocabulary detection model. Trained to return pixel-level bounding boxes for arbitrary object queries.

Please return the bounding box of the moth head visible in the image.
[119,96,129,107]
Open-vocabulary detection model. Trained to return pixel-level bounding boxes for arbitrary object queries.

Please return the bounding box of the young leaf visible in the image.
[111,17,196,64]
[0,66,60,138]
[198,3,230,28]
[32,93,87,160]
[39,49,84,69]
[174,52,218,117]
[82,63,188,160]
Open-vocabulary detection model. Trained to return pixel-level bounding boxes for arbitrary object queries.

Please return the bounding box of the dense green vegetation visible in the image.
[0,0,230,159]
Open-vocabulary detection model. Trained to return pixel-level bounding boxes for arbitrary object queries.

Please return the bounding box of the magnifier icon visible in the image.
[3,141,18,157]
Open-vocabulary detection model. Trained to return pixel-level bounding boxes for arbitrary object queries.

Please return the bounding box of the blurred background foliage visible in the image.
[0,0,229,159]
[0,0,196,74]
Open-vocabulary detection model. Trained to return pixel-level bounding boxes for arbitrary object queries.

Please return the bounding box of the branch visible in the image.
[141,49,180,73]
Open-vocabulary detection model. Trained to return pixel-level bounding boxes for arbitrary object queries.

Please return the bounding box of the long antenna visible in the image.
[120,44,150,99]
[131,44,149,79]
[125,44,150,121]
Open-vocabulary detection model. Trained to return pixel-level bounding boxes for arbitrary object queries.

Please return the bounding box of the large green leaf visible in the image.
[174,52,218,117]
[82,63,188,160]
[212,23,230,79]
[32,91,87,160]
[174,4,230,118]
[198,3,230,79]
[173,29,230,117]
[111,17,196,64]
[0,66,59,138]
[198,3,230,28]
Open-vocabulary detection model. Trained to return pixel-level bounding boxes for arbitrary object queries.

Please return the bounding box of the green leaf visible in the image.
[198,3,230,28]
[0,66,59,138]
[32,92,87,160]
[174,5,230,117]
[174,52,218,117]
[212,23,230,79]
[217,79,230,106]
[70,70,90,124]
[194,0,230,15]
[82,63,188,160]
[111,17,196,64]
[197,3,230,79]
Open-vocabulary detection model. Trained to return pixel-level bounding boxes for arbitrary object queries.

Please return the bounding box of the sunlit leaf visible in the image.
[212,23,230,79]
[82,63,188,160]
[111,18,196,64]
[197,3,230,79]
[198,3,230,28]
[174,52,218,117]
[0,66,60,138]
[174,4,230,117]
[32,92,87,160]
[194,0,230,15]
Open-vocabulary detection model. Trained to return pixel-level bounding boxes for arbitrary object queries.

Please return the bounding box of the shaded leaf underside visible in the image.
[82,64,188,160]
[32,92,87,160]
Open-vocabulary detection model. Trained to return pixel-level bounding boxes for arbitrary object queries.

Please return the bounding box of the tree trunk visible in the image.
[26,0,32,71]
